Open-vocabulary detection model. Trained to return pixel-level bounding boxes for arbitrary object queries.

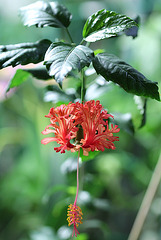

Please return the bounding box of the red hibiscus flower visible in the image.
[41,100,120,155]
[41,100,120,237]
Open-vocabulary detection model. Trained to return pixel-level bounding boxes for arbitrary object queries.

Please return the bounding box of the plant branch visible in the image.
[81,70,86,103]
[66,28,74,43]
[79,39,85,45]
[128,152,161,240]
[85,42,91,47]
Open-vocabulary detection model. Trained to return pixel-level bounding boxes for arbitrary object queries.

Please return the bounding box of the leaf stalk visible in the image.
[81,70,86,103]
[66,28,74,43]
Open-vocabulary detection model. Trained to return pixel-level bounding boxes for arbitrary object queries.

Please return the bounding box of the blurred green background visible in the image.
[0,0,161,240]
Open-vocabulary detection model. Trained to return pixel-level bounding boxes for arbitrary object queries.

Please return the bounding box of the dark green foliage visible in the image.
[0,39,51,69]
[93,53,160,101]
[19,1,72,28]
[44,42,94,85]
[24,67,51,80]
[1,2,159,102]
[83,9,138,42]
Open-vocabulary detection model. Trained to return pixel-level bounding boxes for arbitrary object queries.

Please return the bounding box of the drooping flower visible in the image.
[41,100,120,237]
[41,100,120,155]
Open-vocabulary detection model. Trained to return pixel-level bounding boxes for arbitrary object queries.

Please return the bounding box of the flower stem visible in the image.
[74,149,80,205]
[81,70,86,103]
[128,152,161,240]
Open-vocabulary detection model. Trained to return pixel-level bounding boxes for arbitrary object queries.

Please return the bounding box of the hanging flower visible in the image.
[41,100,120,237]
[41,100,120,155]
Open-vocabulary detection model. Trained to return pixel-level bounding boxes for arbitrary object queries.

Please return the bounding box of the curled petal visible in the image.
[41,137,57,145]
[110,124,120,133]
[41,124,56,135]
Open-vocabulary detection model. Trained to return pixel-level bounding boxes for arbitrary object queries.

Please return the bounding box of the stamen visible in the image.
[67,150,83,237]
[67,203,83,237]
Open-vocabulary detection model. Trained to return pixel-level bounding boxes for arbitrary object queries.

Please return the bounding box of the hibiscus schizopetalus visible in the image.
[41,100,120,237]
[41,100,120,156]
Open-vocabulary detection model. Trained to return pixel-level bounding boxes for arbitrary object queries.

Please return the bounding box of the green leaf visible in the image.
[19,1,72,28]
[124,16,140,39]
[83,9,138,42]
[0,39,51,69]
[79,148,100,162]
[44,42,94,85]
[7,69,31,92]
[93,53,160,101]
[24,67,51,80]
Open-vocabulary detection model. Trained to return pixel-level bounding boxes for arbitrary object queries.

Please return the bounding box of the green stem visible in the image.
[81,70,86,103]
[79,39,91,47]
[66,28,74,43]
[85,42,91,47]
[79,39,85,45]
